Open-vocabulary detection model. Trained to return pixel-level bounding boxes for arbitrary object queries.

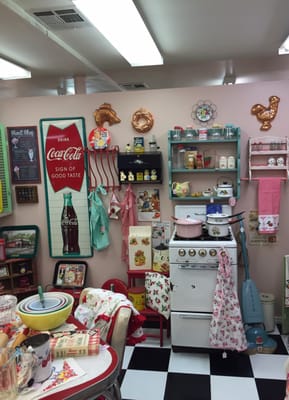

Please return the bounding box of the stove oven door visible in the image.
[170,264,217,312]
[171,311,212,348]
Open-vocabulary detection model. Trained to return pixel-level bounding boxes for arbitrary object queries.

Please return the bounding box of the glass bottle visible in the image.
[176,144,185,168]
[61,192,80,255]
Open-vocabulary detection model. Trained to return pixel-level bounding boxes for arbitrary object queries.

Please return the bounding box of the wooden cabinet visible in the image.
[117,152,162,184]
[168,128,241,200]
[248,136,289,180]
[0,258,38,299]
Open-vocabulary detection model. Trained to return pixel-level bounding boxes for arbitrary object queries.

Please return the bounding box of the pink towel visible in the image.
[258,177,282,234]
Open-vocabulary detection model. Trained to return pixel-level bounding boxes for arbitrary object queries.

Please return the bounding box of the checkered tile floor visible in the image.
[118,325,288,400]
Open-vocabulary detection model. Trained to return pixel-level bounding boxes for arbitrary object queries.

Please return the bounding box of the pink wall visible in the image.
[0,80,288,317]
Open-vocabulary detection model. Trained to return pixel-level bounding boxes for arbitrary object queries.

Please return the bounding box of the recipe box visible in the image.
[50,329,100,359]
[128,226,152,270]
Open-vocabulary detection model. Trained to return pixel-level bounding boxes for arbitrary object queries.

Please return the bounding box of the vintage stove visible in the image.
[169,204,238,351]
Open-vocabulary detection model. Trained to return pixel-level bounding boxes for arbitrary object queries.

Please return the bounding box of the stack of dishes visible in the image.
[17,292,74,330]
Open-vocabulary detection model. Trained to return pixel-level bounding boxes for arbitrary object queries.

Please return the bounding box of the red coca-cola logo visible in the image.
[45,124,84,192]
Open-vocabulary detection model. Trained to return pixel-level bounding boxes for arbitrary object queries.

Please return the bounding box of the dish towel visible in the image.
[258,177,282,234]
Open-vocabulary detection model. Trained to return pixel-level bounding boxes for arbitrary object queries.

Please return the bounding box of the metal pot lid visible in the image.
[207,213,229,218]
[175,218,202,225]
[207,221,229,225]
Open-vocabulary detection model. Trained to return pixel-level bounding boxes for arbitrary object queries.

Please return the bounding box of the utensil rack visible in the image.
[86,146,120,192]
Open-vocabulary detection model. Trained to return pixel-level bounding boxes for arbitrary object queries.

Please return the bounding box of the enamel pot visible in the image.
[172,217,202,238]
[206,211,245,225]
[207,221,229,237]
[207,214,244,237]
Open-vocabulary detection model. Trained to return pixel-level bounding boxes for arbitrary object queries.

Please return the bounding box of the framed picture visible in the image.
[40,117,92,258]
[53,261,88,289]
[137,188,161,222]
[0,225,39,258]
[7,126,41,184]
[0,266,8,277]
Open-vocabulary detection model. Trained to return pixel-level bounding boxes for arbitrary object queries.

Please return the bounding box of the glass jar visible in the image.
[219,156,227,169]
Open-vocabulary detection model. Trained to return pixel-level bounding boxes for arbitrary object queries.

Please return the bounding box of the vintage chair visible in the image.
[77,287,132,400]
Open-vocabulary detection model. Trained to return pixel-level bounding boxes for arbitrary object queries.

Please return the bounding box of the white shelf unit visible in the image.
[248,136,289,181]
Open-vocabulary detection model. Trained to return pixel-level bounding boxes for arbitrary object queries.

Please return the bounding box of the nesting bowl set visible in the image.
[16,292,74,330]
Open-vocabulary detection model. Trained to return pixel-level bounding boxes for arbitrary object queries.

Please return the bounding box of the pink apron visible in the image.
[120,184,137,263]
[209,248,247,352]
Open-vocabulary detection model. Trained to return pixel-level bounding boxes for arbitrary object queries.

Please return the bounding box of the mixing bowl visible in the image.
[16,292,74,330]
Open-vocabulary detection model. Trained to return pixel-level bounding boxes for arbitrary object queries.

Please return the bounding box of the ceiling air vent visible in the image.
[120,82,149,90]
[30,7,91,30]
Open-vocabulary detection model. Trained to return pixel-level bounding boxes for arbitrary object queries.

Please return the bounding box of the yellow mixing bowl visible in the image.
[16,293,74,330]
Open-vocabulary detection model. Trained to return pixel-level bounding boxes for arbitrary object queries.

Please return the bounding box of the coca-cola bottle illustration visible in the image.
[61,192,80,255]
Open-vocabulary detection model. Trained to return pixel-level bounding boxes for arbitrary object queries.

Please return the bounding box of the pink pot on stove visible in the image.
[172,217,202,238]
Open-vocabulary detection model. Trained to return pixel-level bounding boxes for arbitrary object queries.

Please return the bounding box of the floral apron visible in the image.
[209,248,247,352]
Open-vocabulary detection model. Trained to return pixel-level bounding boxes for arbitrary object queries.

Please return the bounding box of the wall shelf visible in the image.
[168,128,241,200]
[0,258,38,299]
[117,152,162,184]
[248,136,289,181]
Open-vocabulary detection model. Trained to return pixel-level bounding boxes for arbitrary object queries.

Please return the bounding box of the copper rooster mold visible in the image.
[251,95,280,131]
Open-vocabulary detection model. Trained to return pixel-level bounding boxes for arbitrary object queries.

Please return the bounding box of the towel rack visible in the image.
[241,177,287,182]
[86,146,120,192]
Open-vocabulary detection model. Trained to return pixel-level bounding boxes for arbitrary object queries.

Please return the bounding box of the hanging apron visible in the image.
[120,184,137,263]
[88,184,110,251]
[209,248,247,352]
[108,190,121,220]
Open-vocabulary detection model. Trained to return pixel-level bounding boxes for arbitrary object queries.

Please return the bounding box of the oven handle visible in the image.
[177,264,218,270]
[178,313,212,320]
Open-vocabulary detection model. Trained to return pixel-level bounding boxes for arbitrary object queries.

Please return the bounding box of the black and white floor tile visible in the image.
[119,325,289,400]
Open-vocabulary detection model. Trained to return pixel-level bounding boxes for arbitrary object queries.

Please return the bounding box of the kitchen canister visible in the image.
[219,156,227,169]
[260,293,275,332]
[128,286,146,311]
[152,244,169,274]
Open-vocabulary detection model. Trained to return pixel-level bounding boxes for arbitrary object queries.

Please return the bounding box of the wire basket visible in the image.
[0,295,17,325]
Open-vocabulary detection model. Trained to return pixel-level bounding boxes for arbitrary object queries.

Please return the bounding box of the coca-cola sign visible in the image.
[45,124,84,192]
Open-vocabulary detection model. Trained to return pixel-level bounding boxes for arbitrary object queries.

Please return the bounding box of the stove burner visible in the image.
[173,227,232,242]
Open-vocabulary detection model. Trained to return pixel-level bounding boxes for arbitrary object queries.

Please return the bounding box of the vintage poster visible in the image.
[137,188,160,222]
[152,221,171,247]
[40,117,92,258]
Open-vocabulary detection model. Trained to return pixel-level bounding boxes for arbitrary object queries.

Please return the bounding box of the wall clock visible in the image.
[192,100,217,126]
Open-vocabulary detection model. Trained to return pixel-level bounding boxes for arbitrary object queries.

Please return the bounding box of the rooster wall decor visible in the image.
[93,103,121,128]
[251,95,280,131]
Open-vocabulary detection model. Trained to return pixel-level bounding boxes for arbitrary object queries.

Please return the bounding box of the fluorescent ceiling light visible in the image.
[0,58,31,80]
[279,35,289,55]
[72,0,163,67]
[223,74,236,85]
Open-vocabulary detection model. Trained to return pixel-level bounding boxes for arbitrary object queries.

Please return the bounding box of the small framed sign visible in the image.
[53,261,88,289]
[7,126,41,184]
[0,225,39,258]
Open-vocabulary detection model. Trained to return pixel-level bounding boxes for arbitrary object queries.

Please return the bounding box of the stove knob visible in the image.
[188,249,196,257]
[209,249,217,257]
[198,249,207,257]
[178,248,186,257]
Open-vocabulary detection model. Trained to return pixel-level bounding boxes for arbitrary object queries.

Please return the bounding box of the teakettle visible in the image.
[214,178,233,197]
[172,181,190,197]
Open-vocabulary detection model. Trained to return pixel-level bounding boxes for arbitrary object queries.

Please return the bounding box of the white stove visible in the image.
[169,204,238,351]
